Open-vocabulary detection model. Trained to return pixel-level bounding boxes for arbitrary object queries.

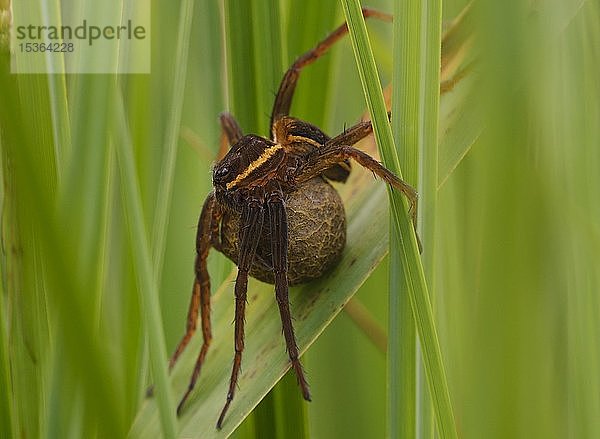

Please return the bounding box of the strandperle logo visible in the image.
[15,20,147,46]
[11,0,150,74]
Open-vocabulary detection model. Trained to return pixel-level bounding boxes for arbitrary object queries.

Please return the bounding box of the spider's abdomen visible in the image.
[219,178,346,285]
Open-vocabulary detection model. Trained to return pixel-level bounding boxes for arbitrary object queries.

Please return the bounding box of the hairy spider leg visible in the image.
[270,7,392,129]
[160,194,218,414]
[174,113,244,413]
[218,112,244,160]
[272,116,351,182]
[440,60,476,94]
[295,119,419,230]
[267,190,311,401]
[146,195,218,398]
[217,198,265,429]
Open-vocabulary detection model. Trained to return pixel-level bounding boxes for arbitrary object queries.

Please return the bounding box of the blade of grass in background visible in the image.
[418,0,443,437]
[437,3,480,190]
[52,77,115,438]
[434,1,598,438]
[460,2,549,435]
[340,1,457,438]
[151,0,194,279]
[42,0,71,175]
[249,0,283,136]
[54,7,125,436]
[3,2,55,434]
[391,0,421,437]
[223,0,259,134]
[0,171,13,438]
[562,4,600,437]
[139,0,194,422]
[284,1,340,126]
[113,89,178,439]
[0,297,11,439]
[1,55,125,438]
[271,369,309,438]
[53,4,124,437]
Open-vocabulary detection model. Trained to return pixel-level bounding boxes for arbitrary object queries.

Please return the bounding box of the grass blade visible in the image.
[390,0,421,436]
[0,203,14,439]
[250,0,283,136]
[283,1,340,125]
[113,88,178,439]
[151,0,195,277]
[223,0,259,133]
[339,1,457,437]
[1,55,125,439]
[418,0,443,436]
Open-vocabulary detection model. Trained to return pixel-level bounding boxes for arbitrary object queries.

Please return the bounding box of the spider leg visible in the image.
[270,8,392,129]
[295,121,419,233]
[218,112,244,160]
[440,60,475,94]
[267,190,311,401]
[272,116,352,182]
[166,193,219,413]
[217,197,265,429]
[210,206,224,252]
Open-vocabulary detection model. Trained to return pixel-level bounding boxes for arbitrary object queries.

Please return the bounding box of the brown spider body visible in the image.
[165,8,419,429]
[213,120,350,285]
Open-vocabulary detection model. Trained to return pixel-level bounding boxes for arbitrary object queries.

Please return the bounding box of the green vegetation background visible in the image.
[1,0,599,438]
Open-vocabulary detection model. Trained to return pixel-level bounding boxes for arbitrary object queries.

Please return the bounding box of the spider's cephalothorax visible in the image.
[166,8,418,429]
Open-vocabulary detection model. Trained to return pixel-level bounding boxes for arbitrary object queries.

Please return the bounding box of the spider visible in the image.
[168,8,417,429]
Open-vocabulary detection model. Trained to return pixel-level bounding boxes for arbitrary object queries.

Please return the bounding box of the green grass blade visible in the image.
[251,395,277,439]
[2,11,55,429]
[283,1,340,125]
[113,89,178,439]
[223,0,259,133]
[421,0,442,265]
[151,0,194,278]
[437,74,482,189]
[1,57,125,439]
[339,1,457,438]
[390,0,421,436]
[419,0,443,436]
[387,1,422,437]
[0,237,13,439]
[387,234,415,438]
[140,0,194,407]
[250,0,283,136]
[565,6,600,437]
[272,371,310,439]
[437,3,480,190]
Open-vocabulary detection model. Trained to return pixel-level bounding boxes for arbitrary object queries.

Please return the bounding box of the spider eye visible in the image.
[214,165,232,184]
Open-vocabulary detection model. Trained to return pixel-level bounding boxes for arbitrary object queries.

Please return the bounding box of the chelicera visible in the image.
[169,8,417,428]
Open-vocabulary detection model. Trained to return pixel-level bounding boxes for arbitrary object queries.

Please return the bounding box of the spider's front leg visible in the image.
[217,196,264,429]
[267,189,311,401]
[270,7,392,129]
[172,193,221,413]
[295,120,419,229]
